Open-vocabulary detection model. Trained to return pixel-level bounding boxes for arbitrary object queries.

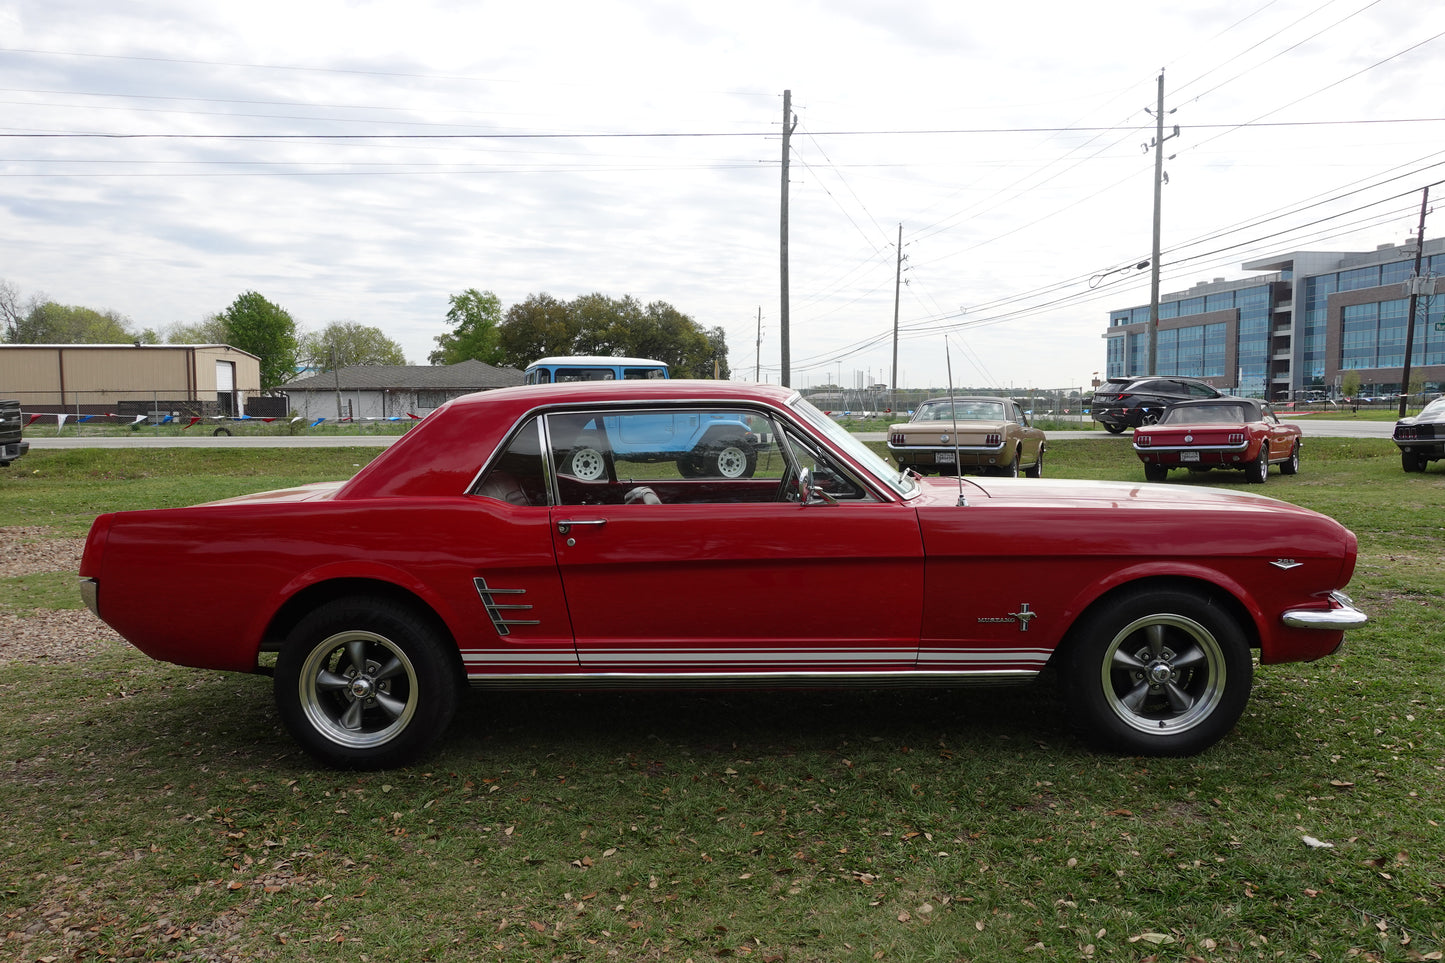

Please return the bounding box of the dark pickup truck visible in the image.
[1,400,29,467]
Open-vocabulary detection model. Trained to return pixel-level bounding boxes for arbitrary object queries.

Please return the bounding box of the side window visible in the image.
[474,417,548,506]
[545,408,793,507]
[777,424,871,502]
[1187,382,1216,399]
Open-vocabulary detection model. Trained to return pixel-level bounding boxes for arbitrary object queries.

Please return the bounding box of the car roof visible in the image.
[1163,396,1261,413]
[918,395,1009,404]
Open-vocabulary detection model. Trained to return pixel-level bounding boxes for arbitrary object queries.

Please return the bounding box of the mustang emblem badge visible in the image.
[1270,559,1304,570]
[939,434,950,444]
[977,603,1037,632]
[1184,433,1194,443]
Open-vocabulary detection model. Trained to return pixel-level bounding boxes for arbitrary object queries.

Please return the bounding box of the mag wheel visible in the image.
[275,599,459,770]
[1280,441,1300,476]
[1065,589,1252,756]
[1024,447,1044,478]
[1245,447,1269,484]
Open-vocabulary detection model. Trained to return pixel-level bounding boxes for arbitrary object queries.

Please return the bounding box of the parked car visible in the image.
[1091,376,1223,433]
[80,380,1365,769]
[886,396,1045,477]
[1393,396,1445,472]
[1133,397,1302,484]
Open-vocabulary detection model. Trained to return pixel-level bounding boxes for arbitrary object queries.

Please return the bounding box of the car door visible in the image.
[545,408,926,675]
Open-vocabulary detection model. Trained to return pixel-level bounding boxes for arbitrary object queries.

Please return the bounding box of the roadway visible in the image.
[25,417,1396,451]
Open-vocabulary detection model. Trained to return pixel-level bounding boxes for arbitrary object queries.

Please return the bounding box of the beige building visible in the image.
[0,344,263,418]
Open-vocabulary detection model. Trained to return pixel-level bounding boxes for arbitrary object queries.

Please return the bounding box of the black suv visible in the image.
[1090,377,1222,433]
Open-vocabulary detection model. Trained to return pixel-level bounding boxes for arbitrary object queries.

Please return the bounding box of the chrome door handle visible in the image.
[557,519,607,535]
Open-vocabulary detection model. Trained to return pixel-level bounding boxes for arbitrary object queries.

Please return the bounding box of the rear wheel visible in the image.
[1143,463,1168,483]
[275,598,459,770]
[1024,447,1044,478]
[1103,424,1126,435]
[1280,440,1300,476]
[565,434,608,481]
[1401,450,1427,473]
[704,439,757,478]
[1245,446,1269,484]
[1064,588,1252,756]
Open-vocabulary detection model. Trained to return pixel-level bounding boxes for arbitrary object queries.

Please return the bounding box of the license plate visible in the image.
[935,451,956,464]
[1180,451,1200,462]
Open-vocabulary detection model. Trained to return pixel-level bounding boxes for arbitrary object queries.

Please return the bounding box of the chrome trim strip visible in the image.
[79,577,99,618]
[463,669,1040,688]
[1281,591,1368,630]
[1131,441,1249,453]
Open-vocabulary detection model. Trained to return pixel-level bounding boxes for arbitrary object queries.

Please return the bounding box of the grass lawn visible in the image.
[1,440,1442,962]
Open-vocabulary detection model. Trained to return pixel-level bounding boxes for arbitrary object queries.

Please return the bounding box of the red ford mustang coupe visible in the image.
[80,381,1365,769]
[1133,397,1304,484]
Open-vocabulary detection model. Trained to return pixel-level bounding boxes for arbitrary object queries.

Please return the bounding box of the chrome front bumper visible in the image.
[1281,590,1368,630]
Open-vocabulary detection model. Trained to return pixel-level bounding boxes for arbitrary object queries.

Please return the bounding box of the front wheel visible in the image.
[275,598,459,770]
[1280,440,1300,476]
[1063,589,1252,756]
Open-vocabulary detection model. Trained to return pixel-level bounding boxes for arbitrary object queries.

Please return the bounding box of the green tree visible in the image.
[299,322,407,369]
[163,315,230,345]
[497,292,579,368]
[218,291,298,390]
[494,292,728,377]
[1341,369,1361,401]
[12,301,136,343]
[429,289,504,365]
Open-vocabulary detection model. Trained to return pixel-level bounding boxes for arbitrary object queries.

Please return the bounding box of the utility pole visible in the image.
[890,222,904,414]
[780,90,797,387]
[1146,70,1180,376]
[1399,185,1431,419]
[754,306,762,383]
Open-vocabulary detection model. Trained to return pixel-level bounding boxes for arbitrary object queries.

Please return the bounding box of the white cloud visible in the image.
[2,0,1443,390]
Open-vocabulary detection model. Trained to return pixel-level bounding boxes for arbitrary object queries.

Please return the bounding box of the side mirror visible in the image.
[791,466,837,505]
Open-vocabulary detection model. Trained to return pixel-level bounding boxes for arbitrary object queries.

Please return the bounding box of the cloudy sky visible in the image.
[3,0,1444,391]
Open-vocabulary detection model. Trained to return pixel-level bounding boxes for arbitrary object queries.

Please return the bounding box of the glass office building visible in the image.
[1103,239,1445,399]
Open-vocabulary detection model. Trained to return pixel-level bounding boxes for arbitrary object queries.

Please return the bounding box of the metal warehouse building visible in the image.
[0,343,264,418]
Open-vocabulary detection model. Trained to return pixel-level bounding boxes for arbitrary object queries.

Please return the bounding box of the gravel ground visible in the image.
[1,526,122,664]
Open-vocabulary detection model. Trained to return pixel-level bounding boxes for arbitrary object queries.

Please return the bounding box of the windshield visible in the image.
[789,395,918,498]
[915,399,1005,422]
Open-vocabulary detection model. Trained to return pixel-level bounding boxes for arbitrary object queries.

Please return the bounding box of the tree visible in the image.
[0,279,24,342]
[299,322,407,369]
[429,289,504,365]
[12,301,136,343]
[218,291,298,390]
[494,292,729,377]
[496,293,579,367]
[163,315,230,345]
[1341,369,1361,401]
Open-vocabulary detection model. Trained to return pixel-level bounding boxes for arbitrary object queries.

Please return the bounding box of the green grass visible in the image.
[2,441,1442,962]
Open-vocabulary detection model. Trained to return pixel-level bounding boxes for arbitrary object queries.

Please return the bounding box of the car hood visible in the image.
[913,474,1320,516]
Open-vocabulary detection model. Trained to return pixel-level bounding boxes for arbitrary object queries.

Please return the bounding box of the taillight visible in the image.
[1228,432,1244,445]
[1136,435,1151,448]
[890,432,905,445]
[985,432,1001,446]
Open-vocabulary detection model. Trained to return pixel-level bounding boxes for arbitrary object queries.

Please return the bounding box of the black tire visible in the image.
[1245,446,1269,484]
[212,426,232,437]
[275,598,459,770]
[700,438,757,478]
[676,455,705,478]
[1401,450,1426,473]
[1280,440,1300,476]
[1024,447,1044,478]
[1143,463,1168,483]
[1103,424,1126,435]
[993,453,1020,478]
[1063,588,1253,756]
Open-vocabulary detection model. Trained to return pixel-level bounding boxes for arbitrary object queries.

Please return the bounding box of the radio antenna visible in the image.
[945,338,967,507]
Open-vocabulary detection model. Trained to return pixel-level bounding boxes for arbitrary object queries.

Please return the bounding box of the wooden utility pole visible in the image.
[1146,70,1179,376]
[890,222,903,413]
[780,90,797,387]
[1399,186,1430,419]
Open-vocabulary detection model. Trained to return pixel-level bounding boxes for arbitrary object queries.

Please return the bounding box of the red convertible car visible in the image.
[80,381,1365,769]
[1132,397,1303,484]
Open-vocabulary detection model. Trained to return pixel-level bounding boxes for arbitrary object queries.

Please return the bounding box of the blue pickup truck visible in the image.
[524,358,758,479]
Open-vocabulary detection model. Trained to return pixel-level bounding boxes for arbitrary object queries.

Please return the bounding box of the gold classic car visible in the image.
[887,396,1046,477]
